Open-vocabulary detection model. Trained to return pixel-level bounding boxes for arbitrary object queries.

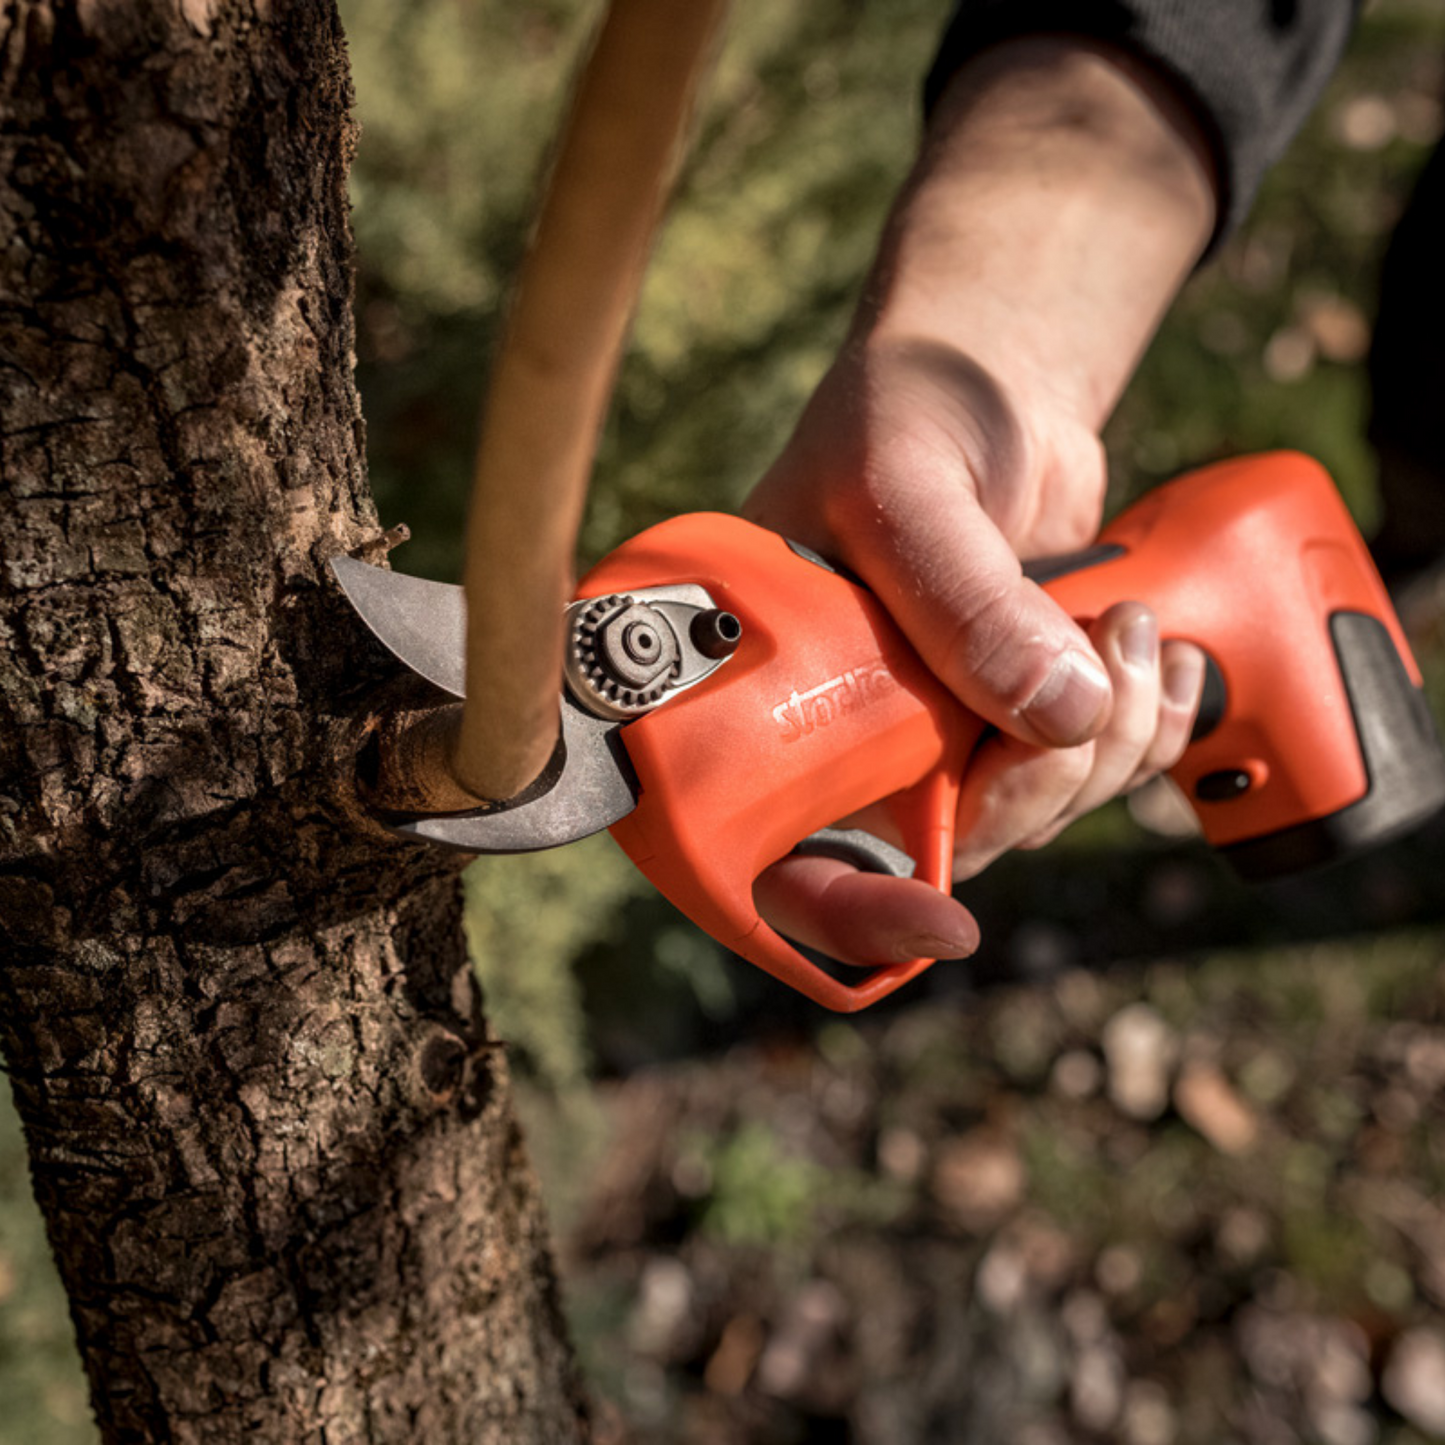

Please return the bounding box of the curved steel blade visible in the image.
[331,552,639,850]
[330,555,467,698]
[390,695,638,854]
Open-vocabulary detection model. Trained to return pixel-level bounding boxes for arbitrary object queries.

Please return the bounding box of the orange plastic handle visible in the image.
[582,452,1420,1011]
[1069,451,1416,844]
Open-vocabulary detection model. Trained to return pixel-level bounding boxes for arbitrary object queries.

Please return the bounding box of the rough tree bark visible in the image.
[0,2,587,1440]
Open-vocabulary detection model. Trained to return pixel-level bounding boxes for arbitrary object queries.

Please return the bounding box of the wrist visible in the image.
[856,36,1216,428]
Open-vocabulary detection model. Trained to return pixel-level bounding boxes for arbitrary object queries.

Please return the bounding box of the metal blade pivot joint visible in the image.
[330,556,743,853]
[563,586,741,721]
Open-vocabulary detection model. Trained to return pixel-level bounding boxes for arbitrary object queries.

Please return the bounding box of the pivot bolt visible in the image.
[596,603,679,690]
[563,590,739,721]
[566,594,684,718]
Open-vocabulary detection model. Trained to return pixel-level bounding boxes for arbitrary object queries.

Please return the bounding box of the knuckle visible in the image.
[1004,747,1093,839]
[1144,726,1190,777]
[947,577,1024,658]
[942,584,1057,713]
[1048,741,1096,794]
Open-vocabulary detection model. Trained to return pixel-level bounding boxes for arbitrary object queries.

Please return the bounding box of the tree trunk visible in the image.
[0,2,586,1440]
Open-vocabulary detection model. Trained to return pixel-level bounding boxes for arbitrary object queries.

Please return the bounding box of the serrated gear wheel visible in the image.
[566,594,681,719]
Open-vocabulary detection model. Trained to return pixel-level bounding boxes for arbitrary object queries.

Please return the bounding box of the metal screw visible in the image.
[596,603,679,689]
[622,621,662,665]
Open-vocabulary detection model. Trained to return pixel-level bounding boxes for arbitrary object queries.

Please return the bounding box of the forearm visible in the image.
[858,37,1217,430]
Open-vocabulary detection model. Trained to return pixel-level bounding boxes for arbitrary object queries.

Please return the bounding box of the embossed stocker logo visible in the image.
[772,665,892,743]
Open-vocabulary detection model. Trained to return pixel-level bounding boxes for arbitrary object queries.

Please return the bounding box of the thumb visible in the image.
[864,486,1112,748]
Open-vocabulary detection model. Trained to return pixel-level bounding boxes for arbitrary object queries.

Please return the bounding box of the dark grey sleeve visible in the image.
[925,1,1359,247]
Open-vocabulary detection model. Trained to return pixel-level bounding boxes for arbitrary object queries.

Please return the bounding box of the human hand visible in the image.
[745,336,1206,965]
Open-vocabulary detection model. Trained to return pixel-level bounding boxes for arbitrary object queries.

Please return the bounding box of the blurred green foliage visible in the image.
[687,1119,905,1249]
[692,1122,834,1248]
[0,1076,92,1445]
[1108,2,1445,522]
[463,833,647,1089]
[350,0,951,581]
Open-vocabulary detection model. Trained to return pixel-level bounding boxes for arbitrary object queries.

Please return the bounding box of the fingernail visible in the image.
[1022,649,1111,745]
[894,931,978,962]
[1165,652,1206,708]
[1121,611,1158,670]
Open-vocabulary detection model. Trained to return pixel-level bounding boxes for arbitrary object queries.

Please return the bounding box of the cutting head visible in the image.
[330,554,734,852]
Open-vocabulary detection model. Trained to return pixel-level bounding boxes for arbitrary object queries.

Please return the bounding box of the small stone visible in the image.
[876,1126,926,1183]
[1215,1207,1271,1269]
[1299,293,1370,364]
[1122,1380,1177,1445]
[1332,93,1397,151]
[1238,1310,1373,1417]
[1306,1319,1372,1405]
[1381,1328,1445,1435]
[1174,1062,1260,1155]
[1054,970,1106,1030]
[629,1257,694,1358]
[1309,1402,1376,1445]
[755,1280,846,1400]
[932,1129,1026,1233]
[1236,1305,1297,1389]
[1403,1031,1445,1093]
[1051,1049,1102,1100]
[1263,325,1316,383]
[1071,1344,1124,1433]
[1102,1004,1178,1121]
[1096,1244,1143,1298]
[977,1241,1029,1315]
[820,1072,870,1127]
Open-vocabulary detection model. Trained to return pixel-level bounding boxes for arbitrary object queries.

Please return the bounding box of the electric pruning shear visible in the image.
[333,452,1445,1012]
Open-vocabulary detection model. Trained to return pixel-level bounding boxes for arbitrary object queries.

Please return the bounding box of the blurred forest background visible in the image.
[5,1,1445,1441]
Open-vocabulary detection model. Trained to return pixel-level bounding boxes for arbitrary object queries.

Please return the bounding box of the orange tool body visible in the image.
[578,452,1440,1010]
[333,452,1445,1012]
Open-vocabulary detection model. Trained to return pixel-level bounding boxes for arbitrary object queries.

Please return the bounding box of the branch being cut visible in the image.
[451,0,731,802]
